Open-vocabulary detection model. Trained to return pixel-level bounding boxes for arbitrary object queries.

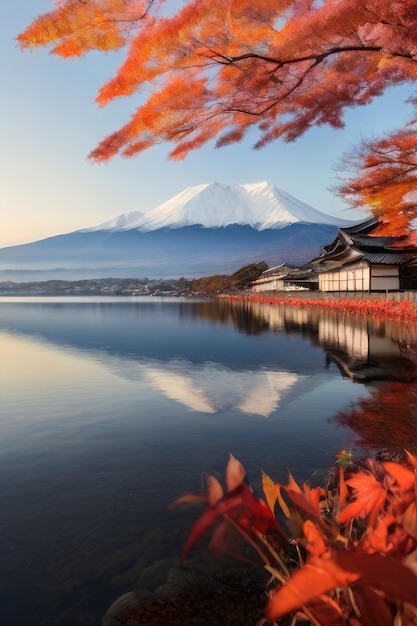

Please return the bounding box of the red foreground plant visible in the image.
[173,452,417,625]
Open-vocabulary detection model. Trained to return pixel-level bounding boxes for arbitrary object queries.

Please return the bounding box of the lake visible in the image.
[1,296,416,625]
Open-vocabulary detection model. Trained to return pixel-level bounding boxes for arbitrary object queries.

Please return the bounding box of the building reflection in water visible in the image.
[209,299,417,454]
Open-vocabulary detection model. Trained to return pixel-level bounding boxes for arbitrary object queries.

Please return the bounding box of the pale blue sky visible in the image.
[1,1,414,248]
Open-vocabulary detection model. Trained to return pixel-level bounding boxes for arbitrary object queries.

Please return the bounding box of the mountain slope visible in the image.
[0,224,340,281]
[0,182,356,281]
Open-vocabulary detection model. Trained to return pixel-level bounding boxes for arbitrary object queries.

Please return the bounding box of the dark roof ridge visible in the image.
[340,217,379,236]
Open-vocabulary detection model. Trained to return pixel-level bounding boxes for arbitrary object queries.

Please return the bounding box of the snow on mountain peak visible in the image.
[84,182,353,233]
[83,210,146,232]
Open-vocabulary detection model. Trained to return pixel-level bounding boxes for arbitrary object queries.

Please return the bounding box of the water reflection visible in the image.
[201,299,417,454]
[113,358,299,417]
[198,299,417,383]
[2,297,417,412]
[1,297,416,625]
[336,377,417,452]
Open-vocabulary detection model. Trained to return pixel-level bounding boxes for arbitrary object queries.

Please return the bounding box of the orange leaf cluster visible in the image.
[18,0,417,231]
[170,453,289,566]
[336,126,417,235]
[175,451,417,625]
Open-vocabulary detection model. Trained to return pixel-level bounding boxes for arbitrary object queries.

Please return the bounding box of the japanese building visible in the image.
[311,218,417,292]
[251,218,417,293]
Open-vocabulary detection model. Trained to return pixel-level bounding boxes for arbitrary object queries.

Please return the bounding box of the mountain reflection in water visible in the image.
[1,297,417,626]
[134,360,298,417]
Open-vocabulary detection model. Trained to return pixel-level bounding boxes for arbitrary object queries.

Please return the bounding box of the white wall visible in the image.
[252,277,285,292]
[370,266,399,291]
[319,262,370,292]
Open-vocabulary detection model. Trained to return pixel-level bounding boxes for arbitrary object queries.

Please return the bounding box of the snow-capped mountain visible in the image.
[84,181,352,233]
[0,182,357,281]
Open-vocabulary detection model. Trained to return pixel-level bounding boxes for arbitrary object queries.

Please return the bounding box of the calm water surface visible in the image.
[1,296,416,625]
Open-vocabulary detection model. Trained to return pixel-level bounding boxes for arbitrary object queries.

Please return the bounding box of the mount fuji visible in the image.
[0,182,356,281]
[85,181,348,232]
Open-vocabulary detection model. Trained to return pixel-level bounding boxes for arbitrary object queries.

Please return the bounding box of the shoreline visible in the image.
[221,292,417,324]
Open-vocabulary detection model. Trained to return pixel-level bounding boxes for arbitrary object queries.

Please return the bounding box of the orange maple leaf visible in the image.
[265,550,417,622]
[339,469,388,527]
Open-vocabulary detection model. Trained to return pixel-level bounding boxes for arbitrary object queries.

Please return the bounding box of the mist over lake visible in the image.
[1,296,416,625]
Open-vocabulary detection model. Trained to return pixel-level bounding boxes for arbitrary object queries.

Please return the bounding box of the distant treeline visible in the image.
[0,263,268,296]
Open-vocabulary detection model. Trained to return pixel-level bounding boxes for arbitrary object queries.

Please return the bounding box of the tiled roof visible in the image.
[312,219,417,269]
[361,252,412,265]
[341,218,379,236]
[352,235,404,249]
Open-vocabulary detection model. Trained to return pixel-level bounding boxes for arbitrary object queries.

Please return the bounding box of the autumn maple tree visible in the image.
[336,126,417,236]
[18,0,417,232]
